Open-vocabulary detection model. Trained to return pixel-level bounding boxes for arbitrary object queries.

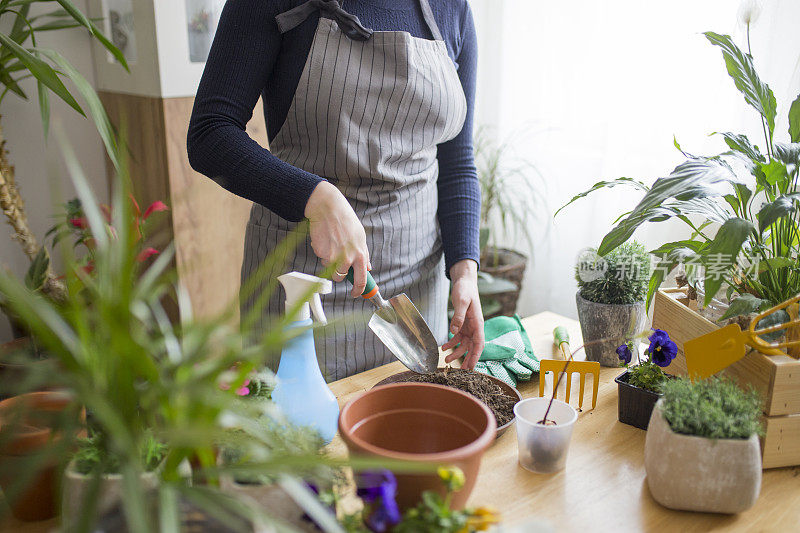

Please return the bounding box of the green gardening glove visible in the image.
[474,314,539,388]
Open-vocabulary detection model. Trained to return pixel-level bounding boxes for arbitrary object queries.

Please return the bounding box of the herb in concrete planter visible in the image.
[62,432,167,529]
[615,331,677,430]
[575,242,650,366]
[645,378,763,514]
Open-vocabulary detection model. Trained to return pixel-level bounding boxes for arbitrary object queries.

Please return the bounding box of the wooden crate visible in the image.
[653,288,800,469]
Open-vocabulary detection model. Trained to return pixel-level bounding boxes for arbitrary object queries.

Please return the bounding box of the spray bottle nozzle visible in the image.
[277,272,332,324]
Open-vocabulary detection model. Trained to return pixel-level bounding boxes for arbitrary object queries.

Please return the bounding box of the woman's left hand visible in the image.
[442,259,484,370]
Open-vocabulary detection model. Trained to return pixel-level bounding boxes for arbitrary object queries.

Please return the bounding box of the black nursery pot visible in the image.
[615,371,662,430]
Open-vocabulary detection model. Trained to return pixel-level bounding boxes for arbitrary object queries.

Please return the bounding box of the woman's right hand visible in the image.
[305,181,371,296]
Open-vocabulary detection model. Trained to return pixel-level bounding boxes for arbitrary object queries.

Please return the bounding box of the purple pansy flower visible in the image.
[356,470,401,533]
[647,329,677,367]
[616,343,632,365]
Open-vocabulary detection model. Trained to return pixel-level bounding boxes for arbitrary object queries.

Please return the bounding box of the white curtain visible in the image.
[470,0,800,319]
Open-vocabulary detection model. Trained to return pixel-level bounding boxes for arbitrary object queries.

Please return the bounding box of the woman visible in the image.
[188,0,483,381]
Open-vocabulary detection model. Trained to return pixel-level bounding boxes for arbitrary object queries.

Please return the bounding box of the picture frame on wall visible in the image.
[88,0,224,98]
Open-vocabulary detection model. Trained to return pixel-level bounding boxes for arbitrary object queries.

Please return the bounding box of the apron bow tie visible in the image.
[275,0,373,41]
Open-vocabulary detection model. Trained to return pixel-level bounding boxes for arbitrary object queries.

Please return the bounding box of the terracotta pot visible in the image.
[0,391,78,521]
[644,401,761,514]
[62,460,160,530]
[615,370,671,430]
[575,292,646,367]
[339,383,496,510]
[372,370,522,438]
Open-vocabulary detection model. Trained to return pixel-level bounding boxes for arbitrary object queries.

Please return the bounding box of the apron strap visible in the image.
[275,0,373,41]
[417,0,443,42]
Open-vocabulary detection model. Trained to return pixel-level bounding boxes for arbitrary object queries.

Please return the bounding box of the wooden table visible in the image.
[328,311,800,532]
[5,311,799,532]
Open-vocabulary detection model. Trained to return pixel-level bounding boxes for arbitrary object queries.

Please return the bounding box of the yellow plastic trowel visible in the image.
[684,293,800,379]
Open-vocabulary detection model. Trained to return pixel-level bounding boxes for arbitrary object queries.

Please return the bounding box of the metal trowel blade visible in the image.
[368,293,440,374]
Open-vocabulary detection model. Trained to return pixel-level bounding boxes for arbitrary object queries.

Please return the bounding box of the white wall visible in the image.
[471,0,800,320]
[0,0,107,342]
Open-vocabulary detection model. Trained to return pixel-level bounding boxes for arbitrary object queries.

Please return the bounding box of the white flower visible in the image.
[738,0,763,27]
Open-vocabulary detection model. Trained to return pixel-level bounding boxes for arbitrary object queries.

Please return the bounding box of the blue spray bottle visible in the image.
[272,272,339,443]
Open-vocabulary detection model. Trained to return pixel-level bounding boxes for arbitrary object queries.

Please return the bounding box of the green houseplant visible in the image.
[0,0,126,320]
[574,241,650,366]
[474,127,546,317]
[644,377,763,514]
[0,149,342,531]
[556,25,800,327]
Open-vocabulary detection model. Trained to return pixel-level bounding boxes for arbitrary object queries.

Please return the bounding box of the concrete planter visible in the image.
[62,461,159,529]
[644,401,761,514]
[575,293,646,367]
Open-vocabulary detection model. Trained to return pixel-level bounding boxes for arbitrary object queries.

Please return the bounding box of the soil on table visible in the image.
[392,368,517,426]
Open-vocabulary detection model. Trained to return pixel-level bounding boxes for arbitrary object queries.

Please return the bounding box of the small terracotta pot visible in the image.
[339,383,496,510]
[645,401,762,514]
[0,391,78,521]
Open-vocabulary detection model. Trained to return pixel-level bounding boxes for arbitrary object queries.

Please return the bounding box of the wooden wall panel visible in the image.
[99,91,266,321]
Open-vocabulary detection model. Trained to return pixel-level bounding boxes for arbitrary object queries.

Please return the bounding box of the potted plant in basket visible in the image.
[556,21,800,339]
[575,241,650,366]
[474,127,547,317]
[615,329,678,430]
[645,377,763,514]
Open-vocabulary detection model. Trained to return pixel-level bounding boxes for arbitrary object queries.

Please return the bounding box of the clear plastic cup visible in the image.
[514,397,578,473]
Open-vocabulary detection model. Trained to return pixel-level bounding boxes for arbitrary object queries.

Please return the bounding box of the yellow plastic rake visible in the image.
[538,359,600,410]
[684,293,800,379]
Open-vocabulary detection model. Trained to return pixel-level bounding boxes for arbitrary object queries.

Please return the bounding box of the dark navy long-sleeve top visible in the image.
[187,0,480,273]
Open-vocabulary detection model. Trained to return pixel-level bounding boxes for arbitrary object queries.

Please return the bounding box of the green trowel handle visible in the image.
[553,326,570,347]
[346,267,378,298]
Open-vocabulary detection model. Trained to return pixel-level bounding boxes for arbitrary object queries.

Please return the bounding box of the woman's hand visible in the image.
[305,181,371,296]
[442,259,484,370]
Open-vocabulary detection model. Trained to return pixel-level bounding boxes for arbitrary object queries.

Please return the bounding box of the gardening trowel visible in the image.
[683,293,800,379]
[346,268,439,374]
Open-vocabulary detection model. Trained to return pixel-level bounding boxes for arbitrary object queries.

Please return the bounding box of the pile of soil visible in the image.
[392,368,518,426]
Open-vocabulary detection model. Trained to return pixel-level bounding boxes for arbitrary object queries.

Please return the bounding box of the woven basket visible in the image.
[480,247,528,318]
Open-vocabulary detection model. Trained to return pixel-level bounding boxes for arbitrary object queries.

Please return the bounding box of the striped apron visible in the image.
[241,0,467,381]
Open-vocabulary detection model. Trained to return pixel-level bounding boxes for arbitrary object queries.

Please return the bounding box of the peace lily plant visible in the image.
[558,21,800,319]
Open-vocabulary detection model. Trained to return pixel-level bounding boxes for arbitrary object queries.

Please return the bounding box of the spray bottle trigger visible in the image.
[310,293,327,325]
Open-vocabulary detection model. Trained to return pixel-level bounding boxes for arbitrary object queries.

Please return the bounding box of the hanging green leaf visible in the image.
[714,132,764,162]
[555,177,648,217]
[54,0,129,70]
[704,31,777,133]
[789,94,800,143]
[24,247,50,292]
[701,217,756,306]
[598,158,738,255]
[757,159,788,187]
[0,32,84,115]
[40,49,120,170]
[757,194,800,233]
[720,293,764,321]
[36,77,50,138]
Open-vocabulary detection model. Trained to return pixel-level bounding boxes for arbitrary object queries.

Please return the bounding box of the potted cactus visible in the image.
[645,377,763,514]
[574,242,650,366]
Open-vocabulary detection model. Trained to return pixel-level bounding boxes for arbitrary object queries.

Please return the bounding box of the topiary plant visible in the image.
[660,377,763,440]
[576,241,650,305]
